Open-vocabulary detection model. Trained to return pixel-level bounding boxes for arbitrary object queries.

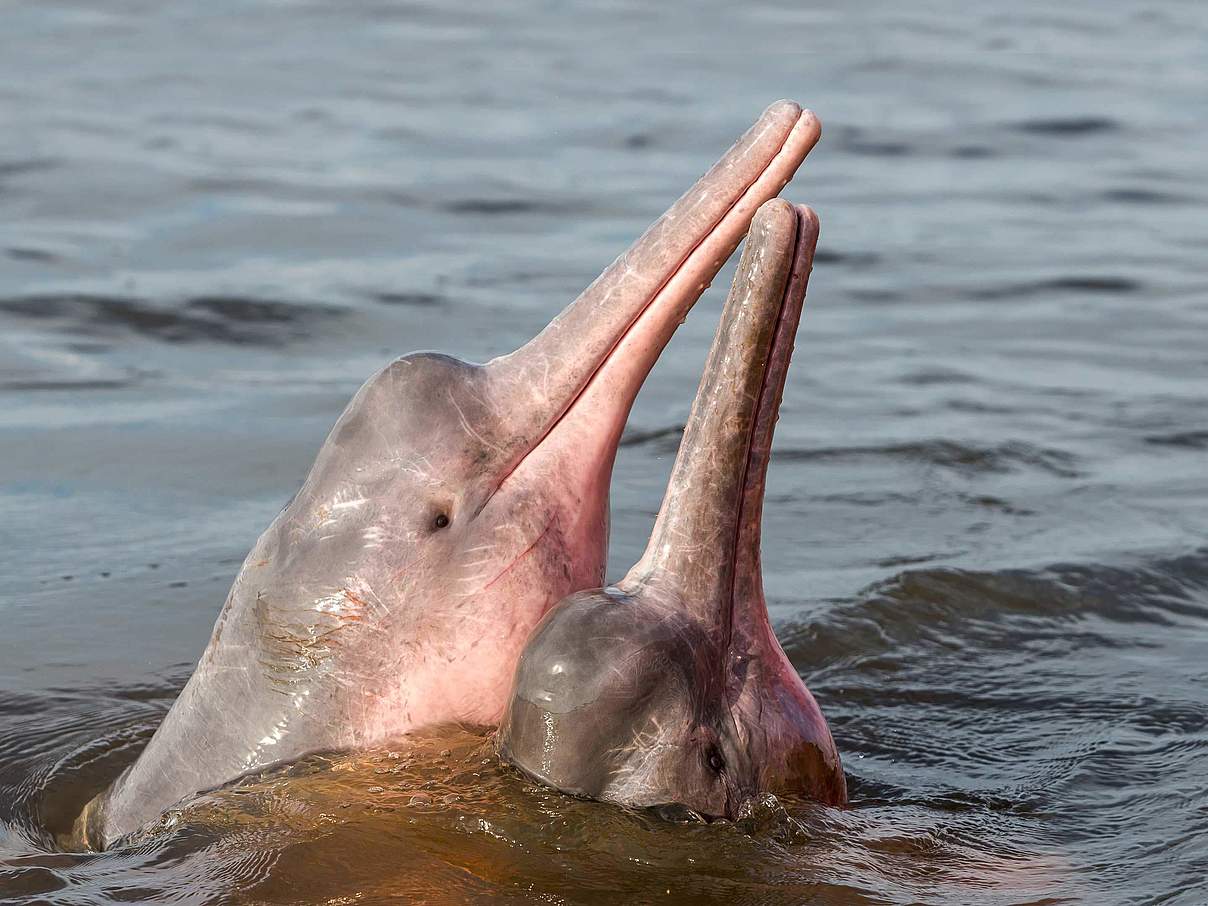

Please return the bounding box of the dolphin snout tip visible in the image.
[765,98,801,117]
[795,203,821,237]
[755,200,820,242]
[750,198,801,249]
[763,100,821,137]
[757,197,793,217]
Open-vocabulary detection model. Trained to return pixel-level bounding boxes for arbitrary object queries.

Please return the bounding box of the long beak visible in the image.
[625,198,819,646]
[484,102,820,488]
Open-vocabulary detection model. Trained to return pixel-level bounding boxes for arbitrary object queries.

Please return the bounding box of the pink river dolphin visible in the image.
[76,101,822,849]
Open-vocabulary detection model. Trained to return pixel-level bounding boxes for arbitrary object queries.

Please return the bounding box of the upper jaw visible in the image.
[482,102,821,491]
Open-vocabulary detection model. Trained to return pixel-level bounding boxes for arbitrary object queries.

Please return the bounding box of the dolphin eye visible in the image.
[707,750,725,774]
[432,513,450,530]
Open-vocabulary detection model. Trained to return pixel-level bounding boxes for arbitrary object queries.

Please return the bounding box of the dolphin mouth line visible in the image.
[721,206,808,652]
[476,110,813,519]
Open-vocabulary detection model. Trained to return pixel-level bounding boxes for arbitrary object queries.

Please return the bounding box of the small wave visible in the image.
[441,197,572,216]
[950,145,996,159]
[0,374,134,392]
[0,158,59,179]
[874,551,957,569]
[1144,430,1208,450]
[5,248,59,263]
[187,175,286,194]
[832,126,913,158]
[773,439,1082,478]
[619,424,683,448]
[0,294,345,346]
[787,548,1208,670]
[968,275,1141,300]
[1011,116,1119,137]
[898,367,978,386]
[812,247,880,267]
[1101,187,1187,206]
[621,434,1076,478]
[372,291,445,307]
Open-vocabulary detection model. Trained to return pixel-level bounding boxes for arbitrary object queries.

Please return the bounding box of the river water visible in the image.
[2,1,1206,903]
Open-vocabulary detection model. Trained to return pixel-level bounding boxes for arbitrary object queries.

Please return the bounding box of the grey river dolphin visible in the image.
[498,198,846,817]
[76,101,821,849]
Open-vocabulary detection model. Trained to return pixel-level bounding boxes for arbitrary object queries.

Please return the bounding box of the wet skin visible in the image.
[498,199,846,819]
[75,102,821,849]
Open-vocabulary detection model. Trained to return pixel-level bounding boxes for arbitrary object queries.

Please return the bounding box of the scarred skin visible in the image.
[76,102,822,849]
[498,199,846,818]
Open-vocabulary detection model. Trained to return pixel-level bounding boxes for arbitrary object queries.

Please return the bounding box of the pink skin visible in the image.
[76,102,821,849]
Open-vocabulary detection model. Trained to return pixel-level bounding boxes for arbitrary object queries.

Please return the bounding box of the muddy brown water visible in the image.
[2,1,1206,903]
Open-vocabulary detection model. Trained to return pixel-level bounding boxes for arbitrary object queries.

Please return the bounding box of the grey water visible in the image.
[2,1,1206,903]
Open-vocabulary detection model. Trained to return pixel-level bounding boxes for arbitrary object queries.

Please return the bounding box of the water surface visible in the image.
[2,1,1206,903]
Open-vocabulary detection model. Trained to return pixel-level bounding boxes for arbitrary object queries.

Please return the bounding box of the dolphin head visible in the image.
[498,199,846,818]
